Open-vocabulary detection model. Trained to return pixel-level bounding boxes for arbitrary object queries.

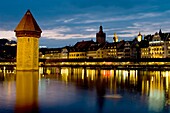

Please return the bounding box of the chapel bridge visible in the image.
[1,58,170,69]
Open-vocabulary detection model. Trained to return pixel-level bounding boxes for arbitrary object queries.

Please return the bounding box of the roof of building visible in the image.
[124,41,133,46]
[15,10,42,33]
[102,42,117,49]
[87,43,102,51]
[45,48,62,54]
[144,33,170,41]
[67,40,96,52]
[74,40,95,49]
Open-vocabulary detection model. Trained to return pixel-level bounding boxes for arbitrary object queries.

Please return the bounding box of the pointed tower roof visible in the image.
[159,29,162,34]
[14,10,42,38]
[138,32,142,36]
[114,33,117,37]
[99,25,103,33]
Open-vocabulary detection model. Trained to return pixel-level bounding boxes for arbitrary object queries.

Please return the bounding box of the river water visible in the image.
[0,67,170,113]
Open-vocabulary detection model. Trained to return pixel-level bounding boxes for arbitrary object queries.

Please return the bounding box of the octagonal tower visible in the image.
[14,10,42,71]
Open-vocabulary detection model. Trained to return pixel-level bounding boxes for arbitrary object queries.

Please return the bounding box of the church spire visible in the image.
[138,32,142,36]
[159,29,162,35]
[99,25,103,33]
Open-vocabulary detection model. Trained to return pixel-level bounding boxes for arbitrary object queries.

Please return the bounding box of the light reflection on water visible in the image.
[15,71,39,113]
[0,67,170,113]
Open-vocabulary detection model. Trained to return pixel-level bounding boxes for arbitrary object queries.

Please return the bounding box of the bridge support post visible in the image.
[58,67,61,75]
[83,67,87,76]
[96,67,101,76]
[71,67,74,76]
[3,66,6,73]
[114,67,116,77]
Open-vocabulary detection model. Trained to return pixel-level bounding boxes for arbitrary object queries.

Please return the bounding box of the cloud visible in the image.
[0,30,16,40]
[73,12,162,24]
[1,0,170,48]
[106,20,170,41]
[85,28,97,32]
[63,18,77,23]
[42,28,95,40]
[126,21,170,34]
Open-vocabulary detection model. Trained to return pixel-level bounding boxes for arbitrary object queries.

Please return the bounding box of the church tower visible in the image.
[113,33,118,42]
[14,10,42,71]
[159,29,162,35]
[137,32,142,42]
[96,25,106,44]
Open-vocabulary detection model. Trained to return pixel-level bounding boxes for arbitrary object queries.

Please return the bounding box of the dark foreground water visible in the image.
[0,67,170,113]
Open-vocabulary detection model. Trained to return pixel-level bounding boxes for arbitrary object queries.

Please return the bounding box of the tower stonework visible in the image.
[14,10,42,71]
[96,26,106,44]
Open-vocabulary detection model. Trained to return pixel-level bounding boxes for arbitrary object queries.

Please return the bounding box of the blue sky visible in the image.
[0,0,170,47]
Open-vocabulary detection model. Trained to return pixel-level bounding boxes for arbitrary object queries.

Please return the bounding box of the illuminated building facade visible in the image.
[143,30,170,58]
[60,47,69,59]
[131,39,140,59]
[87,44,100,59]
[43,48,61,59]
[37,28,170,60]
[123,41,132,58]
[102,42,117,58]
[149,32,164,58]
[14,10,42,70]
[96,48,105,58]
[69,51,86,59]
[117,41,125,59]
[140,40,149,58]
[69,40,94,59]
[164,33,170,58]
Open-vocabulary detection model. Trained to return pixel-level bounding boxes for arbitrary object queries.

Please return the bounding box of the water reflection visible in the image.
[0,67,170,113]
[54,67,170,112]
[96,75,106,113]
[15,71,39,113]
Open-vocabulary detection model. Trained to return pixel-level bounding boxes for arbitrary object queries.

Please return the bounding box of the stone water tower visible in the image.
[14,10,42,71]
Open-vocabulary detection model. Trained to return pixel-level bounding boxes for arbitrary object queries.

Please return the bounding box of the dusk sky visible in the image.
[0,0,170,47]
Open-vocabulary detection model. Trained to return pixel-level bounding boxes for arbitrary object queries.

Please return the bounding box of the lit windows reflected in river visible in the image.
[0,67,170,113]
